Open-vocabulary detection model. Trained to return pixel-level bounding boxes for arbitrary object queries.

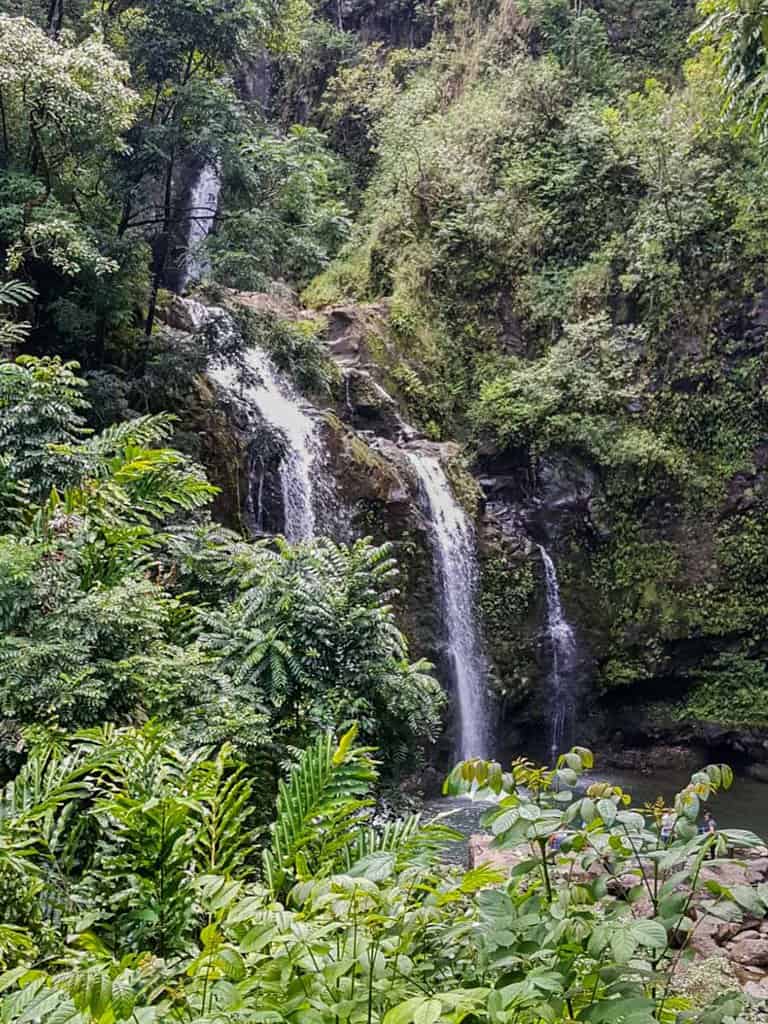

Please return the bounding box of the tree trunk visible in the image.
[141,152,175,367]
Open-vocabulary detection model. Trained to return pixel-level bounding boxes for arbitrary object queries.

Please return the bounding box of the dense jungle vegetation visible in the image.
[3,0,768,1019]
[301,0,768,728]
[0,727,765,1022]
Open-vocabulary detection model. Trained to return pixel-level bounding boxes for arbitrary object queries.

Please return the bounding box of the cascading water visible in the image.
[407,451,489,760]
[209,344,322,542]
[539,546,578,761]
[182,162,221,289]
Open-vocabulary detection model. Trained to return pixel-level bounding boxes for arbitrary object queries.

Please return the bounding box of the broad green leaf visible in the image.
[730,884,763,913]
[597,799,617,826]
[491,809,520,835]
[581,798,597,824]
[611,927,639,963]
[349,851,396,881]
[519,803,542,821]
[414,999,442,1024]
[632,919,668,949]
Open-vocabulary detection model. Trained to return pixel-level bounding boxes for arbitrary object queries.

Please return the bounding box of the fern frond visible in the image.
[262,725,378,897]
[345,812,461,871]
[190,745,257,878]
[0,281,36,309]
[79,414,177,458]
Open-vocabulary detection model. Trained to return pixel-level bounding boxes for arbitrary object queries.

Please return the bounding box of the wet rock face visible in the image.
[529,454,600,544]
[190,379,252,533]
[341,368,405,440]
[234,52,273,108]
[473,446,604,748]
[599,719,768,770]
[323,303,391,367]
[321,418,413,516]
[722,444,768,518]
[475,448,532,504]
[161,295,213,334]
[318,303,430,444]
[476,512,540,734]
[193,361,291,536]
[171,294,768,767]
[474,448,604,548]
[601,745,704,774]
[325,305,382,365]
[171,296,444,668]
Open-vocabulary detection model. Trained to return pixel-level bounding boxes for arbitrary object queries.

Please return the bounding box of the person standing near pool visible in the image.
[701,810,718,858]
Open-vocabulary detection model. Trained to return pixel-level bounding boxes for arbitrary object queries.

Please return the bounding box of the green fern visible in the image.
[0,281,35,309]
[345,812,462,871]
[0,281,35,351]
[78,413,177,459]
[263,725,378,897]
[189,744,257,877]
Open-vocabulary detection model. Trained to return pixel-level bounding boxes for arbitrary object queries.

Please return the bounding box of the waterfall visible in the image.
[209,345,321,542]
[407,451,489,760]
[539,546,578,762]
[182,162,221,289]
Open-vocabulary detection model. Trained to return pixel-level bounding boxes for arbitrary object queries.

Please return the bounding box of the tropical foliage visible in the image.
[0,733,762,1023]
[0,353,443,779]
[0,0,347,358]
[2,1,768,1019]
[290,0,768,726]
[695,0,768,141]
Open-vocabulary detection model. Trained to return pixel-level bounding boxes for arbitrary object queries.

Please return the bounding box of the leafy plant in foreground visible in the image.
[198,537,445,762]
[0,736,763,1023]
[444,747,764,1024]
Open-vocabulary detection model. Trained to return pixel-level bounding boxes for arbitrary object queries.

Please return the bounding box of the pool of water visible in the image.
[423,797,494,865]
[423,767,768,865]
[586,767,768,839]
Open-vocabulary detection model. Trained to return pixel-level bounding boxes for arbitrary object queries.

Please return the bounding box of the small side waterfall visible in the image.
[408,452,489,760]
[539,546,578,761]
[209,346,322,542]
[182,162,221,289]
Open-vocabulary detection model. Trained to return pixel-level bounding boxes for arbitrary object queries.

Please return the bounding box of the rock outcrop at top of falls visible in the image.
[159,291,768,769]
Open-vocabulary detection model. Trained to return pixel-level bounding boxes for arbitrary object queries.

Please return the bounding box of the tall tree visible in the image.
[93,0,310,341]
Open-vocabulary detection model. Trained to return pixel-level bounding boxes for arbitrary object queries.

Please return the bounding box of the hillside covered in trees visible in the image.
[4,0,768,1019]
[4,0,768,762]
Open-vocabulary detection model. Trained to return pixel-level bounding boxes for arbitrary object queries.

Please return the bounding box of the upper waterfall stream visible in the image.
[210,344,322,542]
[539,546,578,761]
[408,451,489,760]
[181,162,221,290]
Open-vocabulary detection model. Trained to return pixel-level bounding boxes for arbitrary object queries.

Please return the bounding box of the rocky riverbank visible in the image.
[468,834,768,999]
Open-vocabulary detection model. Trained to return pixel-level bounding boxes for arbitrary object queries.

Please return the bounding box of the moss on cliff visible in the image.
[477,533,538,708]
[302,0,768,740]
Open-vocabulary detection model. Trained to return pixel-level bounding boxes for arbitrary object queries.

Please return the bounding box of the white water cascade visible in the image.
[209,345,322,542]
[182,162,221,289]
[408,451,489,760]
[539,546,578,761]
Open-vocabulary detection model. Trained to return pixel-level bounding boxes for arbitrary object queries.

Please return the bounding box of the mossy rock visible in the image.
[477,517,540,710]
